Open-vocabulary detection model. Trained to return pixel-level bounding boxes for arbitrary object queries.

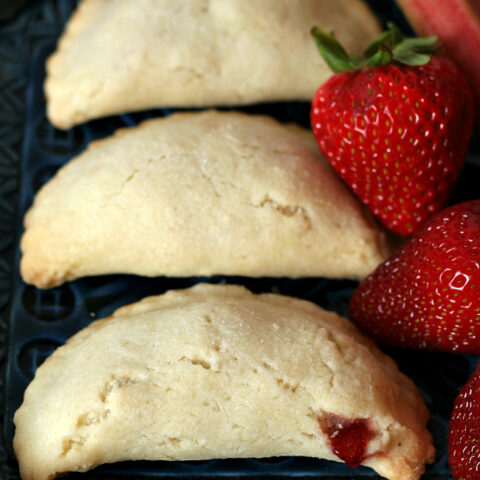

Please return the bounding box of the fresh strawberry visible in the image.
[349,200,480,353]
[310,24,474,236]
[449,362,480,479]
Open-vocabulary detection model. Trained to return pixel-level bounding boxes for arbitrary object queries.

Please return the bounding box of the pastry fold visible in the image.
[45,0,380,128]
[14,284,434,480]
[21,111,391,288]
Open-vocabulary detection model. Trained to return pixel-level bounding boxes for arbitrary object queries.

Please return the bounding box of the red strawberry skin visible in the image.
[349,200,480,353]
[449,362,480,479]
[311,57,474,236]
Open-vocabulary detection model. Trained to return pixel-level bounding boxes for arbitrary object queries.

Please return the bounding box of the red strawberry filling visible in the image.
[319,413,376,468]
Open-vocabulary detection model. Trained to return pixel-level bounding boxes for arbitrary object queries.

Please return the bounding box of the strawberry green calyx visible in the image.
[311,22,439,72]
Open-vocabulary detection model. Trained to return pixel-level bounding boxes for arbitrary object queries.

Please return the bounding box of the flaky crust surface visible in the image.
[14,284,434,480]
[21,111,391,288]
[45,0,380,128]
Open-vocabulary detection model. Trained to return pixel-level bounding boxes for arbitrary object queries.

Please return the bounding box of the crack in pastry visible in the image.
[14,284,434,480]
[21,111,392,288]
[255,196,313,230]
[45,0,381,129]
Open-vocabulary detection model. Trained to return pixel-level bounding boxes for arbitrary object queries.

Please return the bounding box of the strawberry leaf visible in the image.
[392,36,438,65]
[312,23,439,72]
[366,46,393,67]
[395,36,439,52]
[387,22,405,48]
[393,50,432,66]
[364,31,392,58]
[393,36,438,56]
[311,27,359,72]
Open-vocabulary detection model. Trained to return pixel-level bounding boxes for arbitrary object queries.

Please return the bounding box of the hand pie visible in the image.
[45,0,380,128]
[21,111,391,288]
[14,284,434,480]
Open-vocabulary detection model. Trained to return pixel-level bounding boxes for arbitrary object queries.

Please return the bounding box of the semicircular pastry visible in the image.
[20,111,391,289]
[45,0,380,129]
[14,284,434,480]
